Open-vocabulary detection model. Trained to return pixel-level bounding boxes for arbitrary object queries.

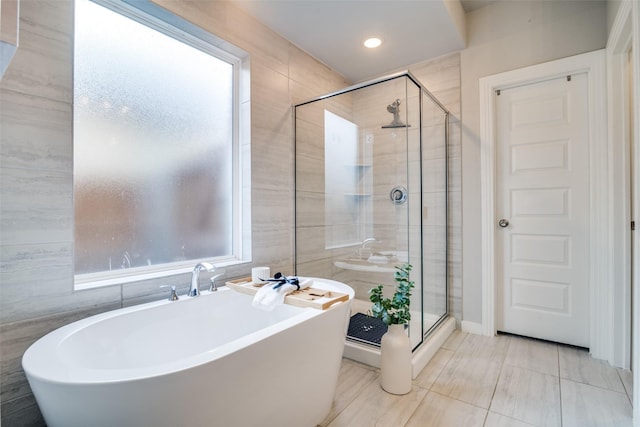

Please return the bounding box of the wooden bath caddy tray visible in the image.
[225,277,349,310]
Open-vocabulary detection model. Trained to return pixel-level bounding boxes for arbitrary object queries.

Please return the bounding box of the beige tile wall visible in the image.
[0,0,347,423]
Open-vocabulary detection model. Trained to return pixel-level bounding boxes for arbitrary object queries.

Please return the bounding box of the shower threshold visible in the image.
[343,316,456,379]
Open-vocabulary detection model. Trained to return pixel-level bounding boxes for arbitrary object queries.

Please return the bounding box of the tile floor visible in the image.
[320,331,634,427]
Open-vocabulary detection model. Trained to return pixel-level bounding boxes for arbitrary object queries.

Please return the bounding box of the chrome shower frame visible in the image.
[293,70,452,370]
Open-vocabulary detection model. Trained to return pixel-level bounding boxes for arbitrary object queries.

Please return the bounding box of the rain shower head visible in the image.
[382,98,409,128]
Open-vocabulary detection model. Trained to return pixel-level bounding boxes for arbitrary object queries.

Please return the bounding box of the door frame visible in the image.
[610,0,640,423]
[607,0,633,371]
[479,50,609,359]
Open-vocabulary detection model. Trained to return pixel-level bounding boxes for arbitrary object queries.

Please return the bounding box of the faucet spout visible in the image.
[189,262,216,297]
[361,238,377,249]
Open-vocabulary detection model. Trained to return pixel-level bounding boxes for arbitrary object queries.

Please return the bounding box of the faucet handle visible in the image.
[209,274,224,292]
[161,285,180,301]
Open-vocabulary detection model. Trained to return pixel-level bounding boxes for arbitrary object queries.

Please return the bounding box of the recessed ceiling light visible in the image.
[363,37,382,49]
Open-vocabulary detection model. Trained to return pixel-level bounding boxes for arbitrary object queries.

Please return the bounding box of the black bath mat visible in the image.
[347,312,388,347]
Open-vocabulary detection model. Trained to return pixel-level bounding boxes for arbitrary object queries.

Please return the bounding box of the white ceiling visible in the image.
[231,0,487,83]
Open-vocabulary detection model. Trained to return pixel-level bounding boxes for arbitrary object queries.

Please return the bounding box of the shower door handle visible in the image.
[498,219,509,228]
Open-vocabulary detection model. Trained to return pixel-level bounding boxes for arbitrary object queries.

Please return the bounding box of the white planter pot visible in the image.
[380,324,412,394]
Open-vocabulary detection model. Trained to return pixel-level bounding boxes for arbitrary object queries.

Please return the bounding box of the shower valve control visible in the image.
[390,186,408,205]
[498,219,509,228]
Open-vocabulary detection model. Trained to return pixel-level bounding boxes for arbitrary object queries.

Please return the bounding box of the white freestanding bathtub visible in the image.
[22,278,353,427]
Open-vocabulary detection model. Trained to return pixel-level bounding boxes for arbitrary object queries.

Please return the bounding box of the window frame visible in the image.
[73,0,251,291]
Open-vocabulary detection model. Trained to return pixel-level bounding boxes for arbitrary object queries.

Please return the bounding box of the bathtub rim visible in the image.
[22,277,353,386]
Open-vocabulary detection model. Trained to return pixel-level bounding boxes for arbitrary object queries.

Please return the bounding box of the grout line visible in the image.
[560,376,632,395]
[485,334,511,412]
[557,346,627,394]
[427,348,456,392]
[615,368,634,406]
[557,344,563,427]
[401,387,431,427]
[481,410,489,427]
[428,389,490,411]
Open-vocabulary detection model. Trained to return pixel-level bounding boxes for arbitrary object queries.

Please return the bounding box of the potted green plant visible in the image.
[369,263,414,326]
[369,263,414,395]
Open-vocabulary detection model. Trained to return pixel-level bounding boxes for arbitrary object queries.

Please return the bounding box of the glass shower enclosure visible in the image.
[294,71,448,355]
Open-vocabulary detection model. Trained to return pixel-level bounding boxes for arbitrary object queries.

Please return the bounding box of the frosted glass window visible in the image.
[74,0,241,284]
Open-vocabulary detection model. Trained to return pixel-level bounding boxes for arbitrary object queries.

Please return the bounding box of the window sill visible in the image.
[74,257,250,291]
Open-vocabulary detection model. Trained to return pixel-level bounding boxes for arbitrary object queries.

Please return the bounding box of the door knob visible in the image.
[498,219,509,228]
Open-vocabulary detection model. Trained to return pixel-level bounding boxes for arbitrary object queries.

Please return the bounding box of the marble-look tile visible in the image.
[0,167,72,246]
[294,115,325,160]
[295,226,331,265]
[409,53,461,117]
[504,335,558,376]
[617,368,633,403]
[431,333,509,408]
[251,227,294,269]
[290,77,349,108]
[414,348,454,390]
[1,392,46,427]
[251,103,293,188]
[321,335,632,426]
[19,0,74,36]
[251,60,290,107]
[1,0,72,103]
[448,121,462,155]
[121,274,193,307]
[289,45,348,96]
[320,359,378,426]
[224,3,290,77]
[559,346,625,393]
[295,154,325,194]
[405,391,486,427]
[0,89,72,173]
[484,412,536,427]
[447,149,462,193]
[326,380,427,427]
[0,303,120,406]
[150,0,228,46]
[561,378,633,427]
[448,192,462,223]
[0,243,121,323]
[252,188,293,228]
[441,329,466,351]
[490,365,561,426]
[296,191,327,227]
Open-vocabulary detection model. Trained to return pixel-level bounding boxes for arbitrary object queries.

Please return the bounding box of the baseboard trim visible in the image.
[461,320,483,335]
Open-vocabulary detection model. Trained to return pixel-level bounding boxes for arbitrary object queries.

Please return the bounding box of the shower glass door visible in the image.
[295,75,426,349]
[421,87,449,336]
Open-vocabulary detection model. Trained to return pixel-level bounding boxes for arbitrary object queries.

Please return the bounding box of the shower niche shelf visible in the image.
[343,162,372,197]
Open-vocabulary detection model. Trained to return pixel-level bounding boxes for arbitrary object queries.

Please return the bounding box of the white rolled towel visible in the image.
[252,278,312,311]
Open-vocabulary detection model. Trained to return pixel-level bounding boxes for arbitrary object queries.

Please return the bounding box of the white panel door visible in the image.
[496,73,590,347]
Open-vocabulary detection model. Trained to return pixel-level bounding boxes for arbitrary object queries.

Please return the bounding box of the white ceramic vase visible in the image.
[380,323,412,395]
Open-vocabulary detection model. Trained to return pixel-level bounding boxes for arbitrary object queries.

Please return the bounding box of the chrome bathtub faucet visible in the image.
[209,273,224,292]
[160,285,180,301]
[188,262,216,297]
